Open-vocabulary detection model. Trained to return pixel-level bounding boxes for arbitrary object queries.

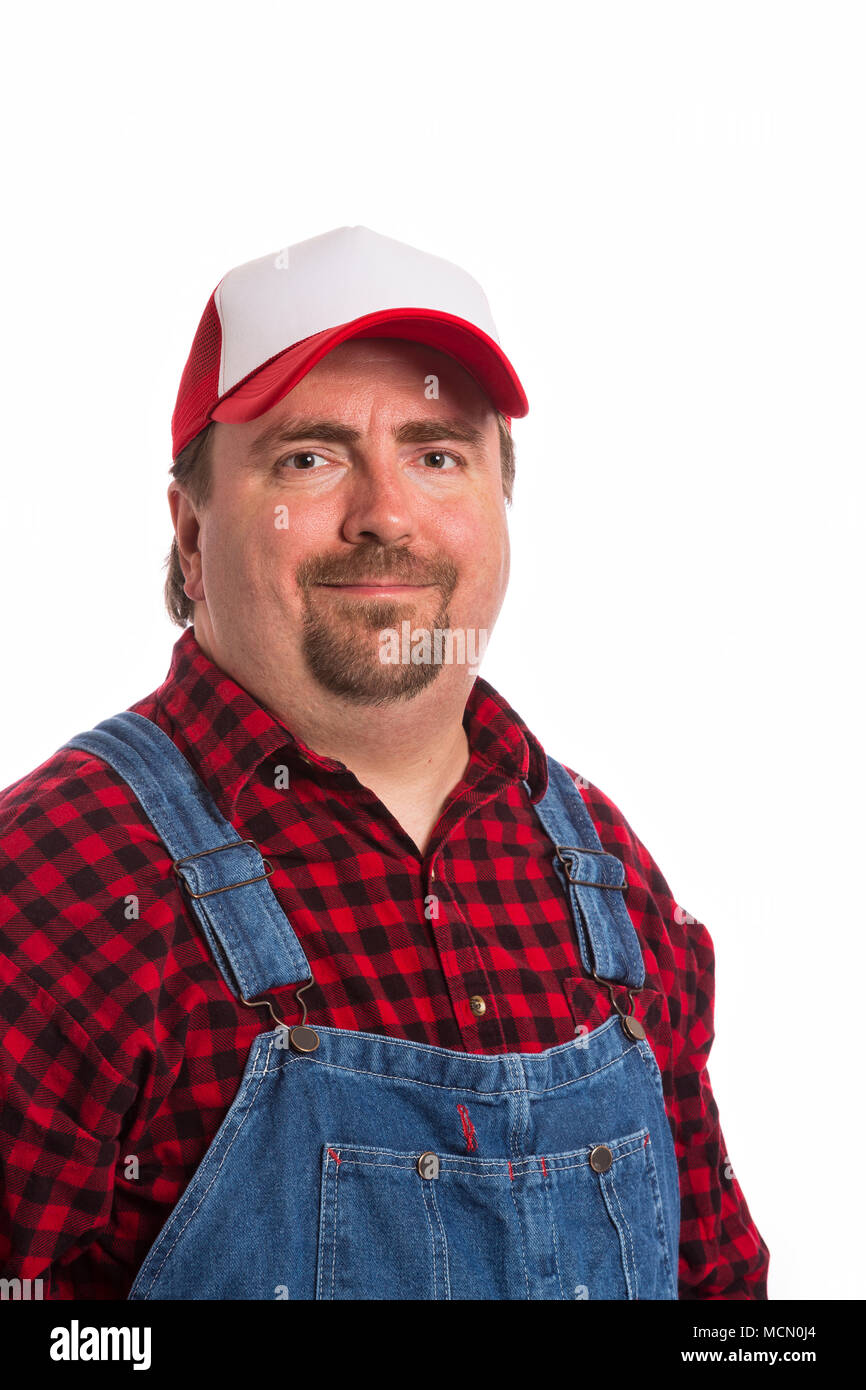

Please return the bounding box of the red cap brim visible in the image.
[210,307,528,424]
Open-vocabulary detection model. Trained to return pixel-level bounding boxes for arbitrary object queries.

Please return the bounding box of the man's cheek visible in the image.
[257,531,302,597]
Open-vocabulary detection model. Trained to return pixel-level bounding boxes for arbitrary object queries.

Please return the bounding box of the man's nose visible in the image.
[339,456,418,547]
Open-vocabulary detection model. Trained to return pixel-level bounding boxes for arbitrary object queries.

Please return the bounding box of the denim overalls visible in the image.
[64,710,680,1300]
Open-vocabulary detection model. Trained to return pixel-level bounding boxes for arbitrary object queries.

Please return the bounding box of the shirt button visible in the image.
[469,995,487,1017]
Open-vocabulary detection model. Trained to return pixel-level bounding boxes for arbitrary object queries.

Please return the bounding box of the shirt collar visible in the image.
[152,626,550,817]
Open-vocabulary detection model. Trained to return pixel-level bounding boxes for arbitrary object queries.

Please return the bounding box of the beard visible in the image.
[296,544,459,705]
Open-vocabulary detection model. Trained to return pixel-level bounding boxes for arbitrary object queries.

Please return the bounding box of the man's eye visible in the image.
[278,451,330,470]
[422,451,462,471]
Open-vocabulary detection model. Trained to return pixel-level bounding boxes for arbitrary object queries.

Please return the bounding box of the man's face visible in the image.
[179,337,510,705]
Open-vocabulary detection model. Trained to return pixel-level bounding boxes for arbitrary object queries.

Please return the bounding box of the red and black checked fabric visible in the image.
[0,627,769,1299]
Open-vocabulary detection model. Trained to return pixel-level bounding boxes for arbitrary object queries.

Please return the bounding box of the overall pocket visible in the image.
[315,1127,676,1301]
[316,1143,453,1300]
[552,1126,677,1300]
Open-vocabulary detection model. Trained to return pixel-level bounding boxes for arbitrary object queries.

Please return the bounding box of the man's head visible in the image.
[166,337,515,705]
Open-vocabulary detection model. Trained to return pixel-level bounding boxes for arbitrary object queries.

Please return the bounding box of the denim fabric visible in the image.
[64,711,680,1300]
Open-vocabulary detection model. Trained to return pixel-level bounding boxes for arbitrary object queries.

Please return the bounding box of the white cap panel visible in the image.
[215,225,501,396]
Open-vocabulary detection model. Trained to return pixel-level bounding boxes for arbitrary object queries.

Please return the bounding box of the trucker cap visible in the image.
[171,225,528,459]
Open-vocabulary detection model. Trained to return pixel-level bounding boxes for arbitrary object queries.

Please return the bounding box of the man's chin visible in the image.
[300,627,424,700]
[299,600,458,703]
[304,650,447,705]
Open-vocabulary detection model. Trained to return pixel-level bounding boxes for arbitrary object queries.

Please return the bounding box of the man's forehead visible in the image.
[211,380,498,461]
[215,337,495,446]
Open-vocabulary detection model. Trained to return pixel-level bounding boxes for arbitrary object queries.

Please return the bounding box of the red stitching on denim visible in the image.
[644,1134,649,1147]
[541,1156,547,1176]
[327,1148,341,1164]
[457,1102,477,1152]
[508,1160,514,1181]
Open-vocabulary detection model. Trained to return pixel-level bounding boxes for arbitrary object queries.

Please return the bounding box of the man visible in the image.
[0,226,769,1300]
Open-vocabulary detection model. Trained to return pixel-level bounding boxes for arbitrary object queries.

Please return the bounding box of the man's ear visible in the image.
[168,483,204,601]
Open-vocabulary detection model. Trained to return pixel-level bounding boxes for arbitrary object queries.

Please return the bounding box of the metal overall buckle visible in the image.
[171,839,276,899]
[172,841,318,1052]
[242,977,320,1053]
[554,844,641,1038]
[590,967,646,1041]
[554,844,629,892]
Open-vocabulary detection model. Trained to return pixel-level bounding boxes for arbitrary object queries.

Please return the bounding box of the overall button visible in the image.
[417,1152,440,1179]
[589,1144,613,1173]
[289,1025,320,1052]
[622,1015,646,1040]
[469,995,487,1017]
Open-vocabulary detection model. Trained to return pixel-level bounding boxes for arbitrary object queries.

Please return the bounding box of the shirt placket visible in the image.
[421,778,516,1052]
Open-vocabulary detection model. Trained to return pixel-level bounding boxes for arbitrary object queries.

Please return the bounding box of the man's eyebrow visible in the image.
[248,416,487,457]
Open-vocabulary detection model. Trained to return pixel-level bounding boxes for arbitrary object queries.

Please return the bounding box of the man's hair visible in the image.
[163,412,516,628]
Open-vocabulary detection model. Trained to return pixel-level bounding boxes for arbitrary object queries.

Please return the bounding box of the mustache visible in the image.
[296,546,458,590]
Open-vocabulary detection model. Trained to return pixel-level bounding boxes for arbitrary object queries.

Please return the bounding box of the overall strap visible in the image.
[530,757,646,988]
[62,710,312,1001]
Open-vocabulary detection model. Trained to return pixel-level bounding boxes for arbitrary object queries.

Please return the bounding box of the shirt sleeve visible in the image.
[0,954,138,1293]
[566,767,771,1300]
[673,912,770,1298]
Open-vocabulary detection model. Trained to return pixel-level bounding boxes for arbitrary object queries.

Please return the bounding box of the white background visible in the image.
[2,1,863,1300]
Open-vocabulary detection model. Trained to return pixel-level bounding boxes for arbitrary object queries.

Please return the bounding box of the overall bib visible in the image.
[64,711,681,1300]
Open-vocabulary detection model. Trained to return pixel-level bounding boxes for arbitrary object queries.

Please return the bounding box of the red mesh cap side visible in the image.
[171,291,223,459]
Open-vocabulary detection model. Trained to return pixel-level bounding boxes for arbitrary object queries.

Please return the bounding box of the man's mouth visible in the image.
[315,581,435,595]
